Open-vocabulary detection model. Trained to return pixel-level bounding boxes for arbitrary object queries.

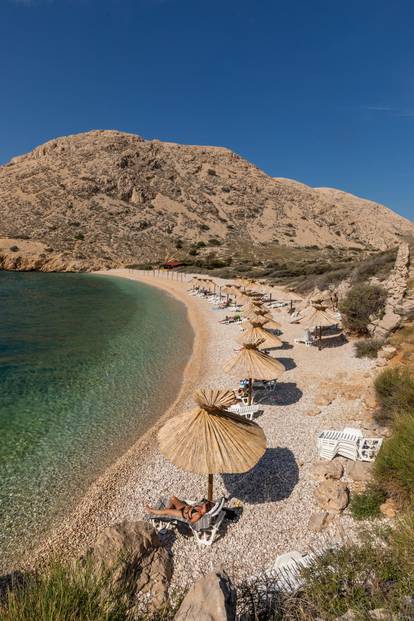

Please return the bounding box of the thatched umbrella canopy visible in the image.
[247,312,281,331]
[238,322,283,349]
[298,304,339,350]
[158,388,266,501]
[224,343,285,404]
[244,299,266,314]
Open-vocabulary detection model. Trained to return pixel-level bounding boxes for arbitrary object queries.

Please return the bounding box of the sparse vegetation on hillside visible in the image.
[339,284,387,334]
[375,413,414,505]
[374,367,414,425]
[354,338,384,359]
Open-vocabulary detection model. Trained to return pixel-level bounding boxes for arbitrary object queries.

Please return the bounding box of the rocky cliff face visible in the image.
[0,130,412,272]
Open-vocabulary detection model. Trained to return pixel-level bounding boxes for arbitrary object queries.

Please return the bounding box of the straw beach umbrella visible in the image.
[158,388,266,501]
[237,322,283,350]
[247,312,281,331]
[298,303,339,350]
[224,343,285,405]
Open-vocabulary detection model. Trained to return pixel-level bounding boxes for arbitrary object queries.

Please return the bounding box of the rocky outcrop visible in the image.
[174,569,236,621]
[369,243,410,338]
[80,520,172,614]
[386,242,410,308]
[0,130,413,272]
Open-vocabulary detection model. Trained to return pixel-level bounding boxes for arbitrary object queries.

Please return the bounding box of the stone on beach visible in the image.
[380,498,398,518]
[81,520,172,613]
[314,480,349,512]
[311,460,344,481]
[174,569,236,621]
[308,511,334,532]
[346,461,373,483]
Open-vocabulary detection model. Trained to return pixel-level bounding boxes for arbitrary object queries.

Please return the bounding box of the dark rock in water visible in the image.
[81,520,171,614]
[175,568,236,621]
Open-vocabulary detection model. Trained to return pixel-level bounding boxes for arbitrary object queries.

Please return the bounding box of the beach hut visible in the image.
[223,342,285,405]
[157,389,266,501]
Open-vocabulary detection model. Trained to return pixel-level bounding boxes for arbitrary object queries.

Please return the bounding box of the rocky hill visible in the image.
[0,130,412,271]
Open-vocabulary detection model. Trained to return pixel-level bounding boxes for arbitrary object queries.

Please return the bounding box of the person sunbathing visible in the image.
[145,496,212,524]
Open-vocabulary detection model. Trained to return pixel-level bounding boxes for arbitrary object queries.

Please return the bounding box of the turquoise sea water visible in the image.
[0,272,192,569]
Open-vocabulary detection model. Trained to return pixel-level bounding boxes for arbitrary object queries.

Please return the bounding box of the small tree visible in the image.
[339,284,387,335]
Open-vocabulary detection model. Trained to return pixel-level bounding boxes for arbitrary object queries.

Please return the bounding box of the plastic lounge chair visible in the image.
[357,437,383,462]
[317,428,368,461]
[268,551,313,592]
[317,429,360,460]
[146,497,226,546]
[227,403,260,420]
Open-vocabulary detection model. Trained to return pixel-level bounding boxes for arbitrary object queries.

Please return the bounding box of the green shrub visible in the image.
[375,413,414,504]
[354,338,383,359]
[0,561,130,621]
[339,284,387,335]
[350,486,386,520]
[74,232,84,241]
[208,238,222,246]
[374,367,414,425]
[238,528,414,620]
[297,536,412,619]
[391,511,414,575]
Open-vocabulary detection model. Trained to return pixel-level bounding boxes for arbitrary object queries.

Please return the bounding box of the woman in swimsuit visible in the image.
[145,496,212,524]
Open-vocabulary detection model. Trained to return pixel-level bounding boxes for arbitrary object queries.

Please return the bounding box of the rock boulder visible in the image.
[308,511,334,532]
[314,480,349,512]
[81,520,172,614]
[311,460,344,481]
[346,461,373,483]
[175,569,236,621]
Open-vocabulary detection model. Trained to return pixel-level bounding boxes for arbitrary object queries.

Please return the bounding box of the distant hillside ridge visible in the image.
[0,130,412,271]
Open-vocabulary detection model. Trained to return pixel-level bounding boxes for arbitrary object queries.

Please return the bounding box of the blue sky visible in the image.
[1,0,414,221]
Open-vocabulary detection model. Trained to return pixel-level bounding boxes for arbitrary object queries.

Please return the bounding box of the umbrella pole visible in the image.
[319,326,322,351]
[208,474,213,502]
[248,377,253,405]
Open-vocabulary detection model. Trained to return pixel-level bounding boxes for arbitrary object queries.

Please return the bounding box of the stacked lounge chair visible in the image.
[317,427,383,462]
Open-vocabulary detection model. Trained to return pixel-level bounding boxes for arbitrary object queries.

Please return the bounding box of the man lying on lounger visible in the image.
[145,496,213,524]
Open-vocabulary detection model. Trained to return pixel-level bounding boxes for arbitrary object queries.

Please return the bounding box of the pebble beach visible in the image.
[31,269,378,588]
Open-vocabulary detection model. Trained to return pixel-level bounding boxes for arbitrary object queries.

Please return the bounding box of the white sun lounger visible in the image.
[317,428,382,462]
[268,551,313,592]
[227,404,260,420]
[147,496,226,547]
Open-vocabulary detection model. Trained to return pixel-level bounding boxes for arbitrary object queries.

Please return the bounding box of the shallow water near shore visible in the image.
[0,272,192,570]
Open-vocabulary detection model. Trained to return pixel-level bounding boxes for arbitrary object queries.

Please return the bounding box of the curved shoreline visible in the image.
[28,269,207,566]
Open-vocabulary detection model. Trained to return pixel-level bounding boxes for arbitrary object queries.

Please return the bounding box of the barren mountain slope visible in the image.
[0,130,412,271]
